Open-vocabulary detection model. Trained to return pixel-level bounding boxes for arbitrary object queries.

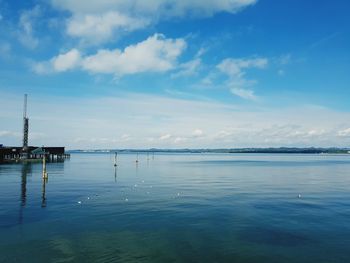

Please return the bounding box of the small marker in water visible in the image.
[125,198,129,202]
[177,193,180,196]
[298,194,302,198]
[78,201,82,204]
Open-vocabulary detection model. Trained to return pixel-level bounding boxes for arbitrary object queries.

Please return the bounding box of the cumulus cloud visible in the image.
[66,11,150,44]
[33,34,186,76]
[51,0,257,43]
[34,48,81,74]
[53,49,81,72]
[82,34,186,75]
[217,57,268,100]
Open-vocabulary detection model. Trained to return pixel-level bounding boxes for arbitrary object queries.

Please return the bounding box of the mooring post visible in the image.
[114,152,118,167]
[42,155,48,179]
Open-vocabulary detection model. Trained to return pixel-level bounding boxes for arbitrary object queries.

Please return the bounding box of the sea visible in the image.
[0,153,349,262]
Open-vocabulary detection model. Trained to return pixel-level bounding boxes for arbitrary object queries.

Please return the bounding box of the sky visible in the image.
[0,0,350,149]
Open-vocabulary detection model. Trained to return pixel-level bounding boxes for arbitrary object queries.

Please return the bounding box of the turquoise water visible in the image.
[0,153,350,262]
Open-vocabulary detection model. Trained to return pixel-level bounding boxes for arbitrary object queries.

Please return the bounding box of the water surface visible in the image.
[0,153,350,262]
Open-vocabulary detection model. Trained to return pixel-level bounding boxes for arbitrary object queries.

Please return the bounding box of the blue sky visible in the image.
[0,0,350,149]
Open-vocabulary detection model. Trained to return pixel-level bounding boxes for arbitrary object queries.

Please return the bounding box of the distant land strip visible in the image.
[68,148,350,154]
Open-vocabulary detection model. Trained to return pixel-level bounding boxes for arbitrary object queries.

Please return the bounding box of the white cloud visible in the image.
[52,49,81,72]
[192,129,204,137]
[171,58,201,78]
[217,57,268,100]
[159,134,172,140]
[230,87,257,100]
[82,34,186,75]
[218,57,268,78]
[51,0,257,43]
[338,128,350,137]
[52,0,257,17]
[67,11,150,44]
[195,47,207,58]
[1,93,350,149]
[18,5,41,49]
[0,130,21,138]
[174,137,187,144]
[33,34,186,76]
[34,48,81,74]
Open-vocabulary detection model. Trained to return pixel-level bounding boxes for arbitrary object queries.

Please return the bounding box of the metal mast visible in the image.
[22,94,29,156]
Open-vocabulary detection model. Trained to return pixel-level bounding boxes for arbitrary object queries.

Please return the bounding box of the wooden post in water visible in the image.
[42,155,48,179]
[136,152,139,164]
[114,152,118,167]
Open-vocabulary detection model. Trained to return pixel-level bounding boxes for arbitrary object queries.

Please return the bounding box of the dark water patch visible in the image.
[239,226,312,247]
[253,200,325,212]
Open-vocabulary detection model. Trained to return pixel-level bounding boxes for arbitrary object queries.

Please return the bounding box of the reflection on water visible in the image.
[1,153,350,263]
[19,163,31,224]
[41,177,48,208]
[20,164,31,207]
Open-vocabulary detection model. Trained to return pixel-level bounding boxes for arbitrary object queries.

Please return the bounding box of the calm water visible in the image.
[0,153,350,263]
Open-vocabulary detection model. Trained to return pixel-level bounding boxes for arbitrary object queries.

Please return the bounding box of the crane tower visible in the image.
[22,94,29,158]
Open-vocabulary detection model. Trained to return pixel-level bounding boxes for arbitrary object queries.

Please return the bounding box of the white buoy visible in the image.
[298,194,302,198]
[78,201,82,204]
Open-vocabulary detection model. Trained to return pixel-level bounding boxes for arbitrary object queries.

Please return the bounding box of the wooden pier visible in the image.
[0,146,70,164]
[0,94,69,165]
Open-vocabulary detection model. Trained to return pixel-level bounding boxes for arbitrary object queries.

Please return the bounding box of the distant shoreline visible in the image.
[68,148,350,154]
